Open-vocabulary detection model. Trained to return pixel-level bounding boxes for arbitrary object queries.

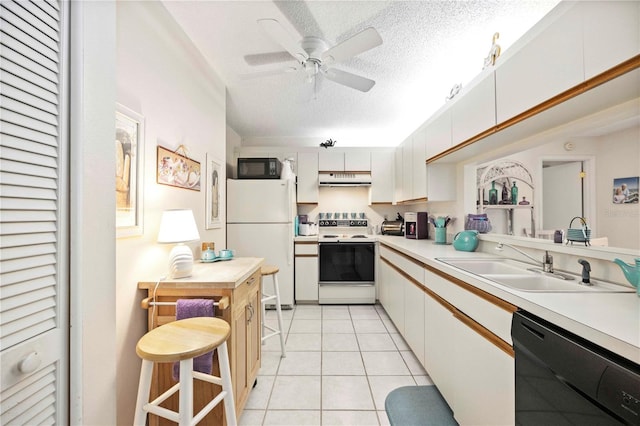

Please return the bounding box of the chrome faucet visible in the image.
[496,242,554,273]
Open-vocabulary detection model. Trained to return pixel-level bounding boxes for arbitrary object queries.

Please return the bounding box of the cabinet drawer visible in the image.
[424,268,516,344]
[380,244,424,284]
[295,242,318,255]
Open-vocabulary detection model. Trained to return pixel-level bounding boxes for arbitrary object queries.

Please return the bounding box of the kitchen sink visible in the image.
[437,258,634,293]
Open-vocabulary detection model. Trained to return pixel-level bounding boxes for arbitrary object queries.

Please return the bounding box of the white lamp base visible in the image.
[168,243,194,279]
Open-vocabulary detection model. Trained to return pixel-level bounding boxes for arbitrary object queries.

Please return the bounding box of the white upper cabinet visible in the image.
[318,150,371,171]
[451,70,496,145]
[411,128,427,200]
[296,152,318,203]
[345,151,371,171]
[495,3,583,123]
[582,1,640,79]
[425,108,452,159]
[394,145,404,204]
[402,137,413,200]
[426,163,457,202]
[370,149,394,204]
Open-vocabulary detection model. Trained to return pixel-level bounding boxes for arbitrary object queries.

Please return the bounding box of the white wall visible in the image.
[115,2,227,423]
[596,125,640,248]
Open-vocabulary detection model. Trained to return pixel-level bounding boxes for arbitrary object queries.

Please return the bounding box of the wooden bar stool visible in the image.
[260,265,286,357]
[133,317,237,426]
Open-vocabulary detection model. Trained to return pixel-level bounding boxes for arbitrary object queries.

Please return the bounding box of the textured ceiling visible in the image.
[162,1,560,148]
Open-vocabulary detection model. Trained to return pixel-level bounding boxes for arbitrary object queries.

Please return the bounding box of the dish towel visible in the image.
[172,298,215,381]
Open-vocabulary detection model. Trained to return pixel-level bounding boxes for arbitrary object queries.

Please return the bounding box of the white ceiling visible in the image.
[162,0,560,148]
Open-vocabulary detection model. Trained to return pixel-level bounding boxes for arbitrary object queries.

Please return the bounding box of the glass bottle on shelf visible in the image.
[511,181,518,205]
[489,181,498,205]
[501,182,509,204]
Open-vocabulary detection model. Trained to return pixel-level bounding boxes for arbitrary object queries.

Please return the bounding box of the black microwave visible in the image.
[237,157,281,179]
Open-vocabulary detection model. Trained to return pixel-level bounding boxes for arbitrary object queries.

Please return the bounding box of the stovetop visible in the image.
[319,233,376,242]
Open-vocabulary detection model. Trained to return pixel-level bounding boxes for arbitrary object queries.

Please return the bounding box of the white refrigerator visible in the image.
[226,179,296,307]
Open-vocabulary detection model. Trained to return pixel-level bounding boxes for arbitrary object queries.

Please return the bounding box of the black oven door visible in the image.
[319,242,375,284]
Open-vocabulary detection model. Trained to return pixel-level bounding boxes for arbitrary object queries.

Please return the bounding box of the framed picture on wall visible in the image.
[612,176,639,204]
[156,145,201,191]
[205,154,223,229]
[116,104,144,238]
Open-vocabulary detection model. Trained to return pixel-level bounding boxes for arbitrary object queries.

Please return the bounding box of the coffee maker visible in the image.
[404,212,428,239]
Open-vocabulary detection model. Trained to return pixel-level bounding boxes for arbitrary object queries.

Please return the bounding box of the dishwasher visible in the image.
[512,310,640,425]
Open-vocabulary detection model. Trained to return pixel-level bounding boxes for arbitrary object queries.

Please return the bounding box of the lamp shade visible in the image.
[157,209,200,244]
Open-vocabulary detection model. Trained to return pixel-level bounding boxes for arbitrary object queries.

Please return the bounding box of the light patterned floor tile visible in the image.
[356,333,397,351]
[362,351,411,376]
[259,351,283,375]
[290,319,322,333]
[322,410,380,425]
[353,319,387,333]
[414,375,434,385]
[322,319,355,334]
[286,333,322,351]
[239,409,265,426]
[263,410,321,425]
[322,376,375,410]
[278,351,321,375]
[322,305,352,319]
[377,410,391,426]
[322,351,365,375]
[244,375,275,409]
[349,305,381,319]
[368,375,417,410]
[322,333,359,351]
[269,376,321,410]
[389,333,409,350]
[294,305,323,319]
[401,350,427,375]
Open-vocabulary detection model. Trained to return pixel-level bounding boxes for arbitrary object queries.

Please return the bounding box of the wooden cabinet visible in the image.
[232,269,261,408]
[369,149,394,204]
[495,3,583,123]
[296,152,318,203]
[582,1,640,79]
[138,258,264,425]
[294,241,318,302]
[451,70,496,145]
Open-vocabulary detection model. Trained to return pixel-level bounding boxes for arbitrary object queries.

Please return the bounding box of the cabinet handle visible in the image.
[247,303,254,322]
[246,277,256,285]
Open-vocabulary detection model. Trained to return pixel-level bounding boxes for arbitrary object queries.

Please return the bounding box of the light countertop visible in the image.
[138,257,264,290]
[377,235,640,364]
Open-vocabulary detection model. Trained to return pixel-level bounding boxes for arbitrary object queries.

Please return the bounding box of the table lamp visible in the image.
[157,209,200,278]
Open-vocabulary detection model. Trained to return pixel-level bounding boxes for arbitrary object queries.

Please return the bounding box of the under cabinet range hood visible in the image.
[318,172,372,187]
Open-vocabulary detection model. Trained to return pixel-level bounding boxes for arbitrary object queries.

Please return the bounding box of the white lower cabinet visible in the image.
[380,243,516,425]
[294,242,318,302]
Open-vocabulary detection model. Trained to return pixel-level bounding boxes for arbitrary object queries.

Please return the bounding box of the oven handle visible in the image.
[319,282,375,286]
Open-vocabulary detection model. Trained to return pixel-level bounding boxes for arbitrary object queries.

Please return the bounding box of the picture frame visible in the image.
[156,145,201,191]
[116,104,144,238]
[612,176,639,204]
[205,154,223,229]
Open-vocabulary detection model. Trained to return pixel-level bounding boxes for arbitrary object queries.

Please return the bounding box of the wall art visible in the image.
[116,104,144,238]
[205,154,223,229]
[612,176,639,204]
[156,145,201,191]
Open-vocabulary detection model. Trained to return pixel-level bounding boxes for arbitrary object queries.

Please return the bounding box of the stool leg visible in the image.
[218,341,237,425]
[178,358,194,426]
[134,359,153,426]
[272,274,286,358]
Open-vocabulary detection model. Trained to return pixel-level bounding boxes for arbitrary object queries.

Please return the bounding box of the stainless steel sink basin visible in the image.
[437,257,634,293]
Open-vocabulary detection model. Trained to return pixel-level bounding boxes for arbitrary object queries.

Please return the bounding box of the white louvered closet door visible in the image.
[0,0,69,424]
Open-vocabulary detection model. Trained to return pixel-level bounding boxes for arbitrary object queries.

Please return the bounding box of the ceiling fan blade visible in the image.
[322,27,382,66]
[258,19,309,64]
[244,51,297,66]
[322,68,375,92]
[239,65,300,80]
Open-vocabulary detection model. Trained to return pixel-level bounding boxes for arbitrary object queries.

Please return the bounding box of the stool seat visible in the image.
[261,265,279,276]
[136,317,230,362]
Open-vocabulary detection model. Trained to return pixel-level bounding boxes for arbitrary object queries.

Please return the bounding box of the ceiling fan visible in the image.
[243,19,383,93]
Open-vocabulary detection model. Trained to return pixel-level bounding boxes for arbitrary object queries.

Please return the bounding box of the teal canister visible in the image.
[452,230,479,252]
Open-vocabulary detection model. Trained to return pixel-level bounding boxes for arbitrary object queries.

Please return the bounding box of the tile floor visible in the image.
[239,304,433,426]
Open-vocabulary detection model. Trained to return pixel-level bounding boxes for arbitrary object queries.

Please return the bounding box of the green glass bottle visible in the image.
[489,181,498,205]
[511,181,518,205]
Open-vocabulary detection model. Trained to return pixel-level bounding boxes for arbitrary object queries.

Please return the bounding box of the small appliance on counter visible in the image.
[381,213,404,236]
[237,157,281,179]
[298,222,318,236]
[405,212,428,239]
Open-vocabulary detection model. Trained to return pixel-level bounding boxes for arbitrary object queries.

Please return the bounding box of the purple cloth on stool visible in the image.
[172,299,215,381]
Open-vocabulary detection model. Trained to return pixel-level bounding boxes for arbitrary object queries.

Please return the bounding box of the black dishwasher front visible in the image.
[512,310,640,425]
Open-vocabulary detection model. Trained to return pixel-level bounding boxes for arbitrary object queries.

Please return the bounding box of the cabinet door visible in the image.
[378,258,390,308]
[295,256,318,302]
[370,149,394,204]
[233,303,249,405]
[425,109,451,159]
[385,262,405,335]
[426,163,456,202]
[452,314,514,426]
[401,138,413,201]
[495,3,583,123]
[297,152,319,203]
[424,293,457,407]
[247,283,261,383]
[345,151,371,171]
[411,129,427,200]
[451,70,496,145]
[583,1,640,79]
[404,277,425,366]
[394,146,404,203]
[318,150,344,171]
